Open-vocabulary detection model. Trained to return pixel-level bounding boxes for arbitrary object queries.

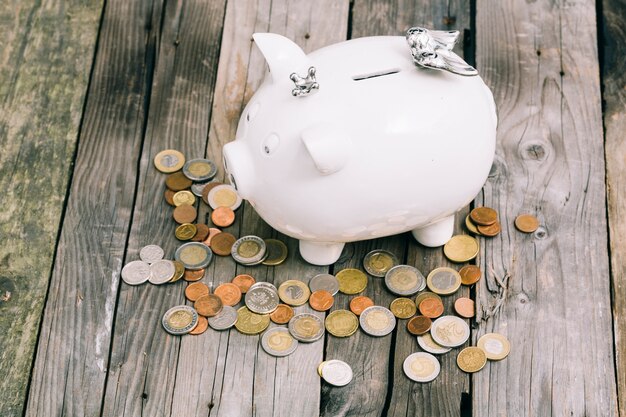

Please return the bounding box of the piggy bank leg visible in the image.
[299,240,345,266]
[412,214,455,247]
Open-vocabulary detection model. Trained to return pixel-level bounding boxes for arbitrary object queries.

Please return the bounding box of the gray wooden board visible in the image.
[24,1,159,416]
[473,0,618,415]
[101,1,227,415]
[602,0,626,414]
[0,0,103,415]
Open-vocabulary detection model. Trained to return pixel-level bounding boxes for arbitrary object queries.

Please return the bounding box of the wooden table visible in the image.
[1,0,624,416]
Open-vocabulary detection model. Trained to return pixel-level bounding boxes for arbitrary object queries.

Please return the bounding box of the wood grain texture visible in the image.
[602,0,626,414]
[473,0,618,415]
[0,1,103,415]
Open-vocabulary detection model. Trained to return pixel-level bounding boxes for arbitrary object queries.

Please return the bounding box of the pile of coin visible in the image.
[466,206,541,237]
[121,244,184,285]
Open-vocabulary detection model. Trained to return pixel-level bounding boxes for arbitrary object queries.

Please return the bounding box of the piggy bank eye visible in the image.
[262,134,280,156]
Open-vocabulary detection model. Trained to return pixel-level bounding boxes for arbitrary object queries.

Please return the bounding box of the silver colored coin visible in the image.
[231,235,267,265]
[191,181,211,197]
[121,260,151,285]
[175,242,213,270]
[162,305,198,335]
[320,359,353,386]
[288,313,325,342]
[430,315,470,347]
[207,305,238,330]
[182,158,217,182]
[245,286,280,314]
[363,249,399,277]
[308,273,339,296]
[139,244,164,264]
[239,251,269,266]
[384,265,426,296]
[249,282,278,292]
[261,327,299,357]
[416,333,452,354]
[149,259,176,285]
[403,352,440,382]
[359,306,396,337]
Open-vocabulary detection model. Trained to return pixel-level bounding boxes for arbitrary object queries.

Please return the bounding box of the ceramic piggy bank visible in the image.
[222,28,497,265]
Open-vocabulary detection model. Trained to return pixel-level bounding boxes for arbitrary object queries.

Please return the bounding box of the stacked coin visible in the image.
[231,235,267,265]
[465,206,501,237]
[121,245,182,286]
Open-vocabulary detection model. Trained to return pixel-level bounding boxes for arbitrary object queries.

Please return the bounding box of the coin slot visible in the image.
[352,68,400,81]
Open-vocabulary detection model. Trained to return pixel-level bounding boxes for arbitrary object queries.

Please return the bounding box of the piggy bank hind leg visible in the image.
[411,214,455,247]
[299,240,346,266]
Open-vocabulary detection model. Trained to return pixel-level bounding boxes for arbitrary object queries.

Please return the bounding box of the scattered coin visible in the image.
[185,282,210,302]
[320,360,353,387]
[175,223,197,241]
[210,232,236,256]
[417,333,452,354]
[443,235,479,263]
[245,284,279,314]
[232,274,256,293]
[470,207,498,226]
[211,206,235,228]
[459,265,481,285]
[363,249,399,277]
[278,280,311,306]
[414,291,442,309]
[261,327,299,357]
[349,296,375,316]
[232,236,267,265]
[183,158,217,182]
[194,294,223,317]
[235,306,269,334]
[269,304,294,324]
[175,242,213,270]
[189,316,208,335]
[325,310,359,337]
[418,297,444,319]
[173,190,196,206]
[426,267,462,295]
[208,305,238,331]
[477,333,511,360]
[309,290,334,311]
[191,223,210,242]
[164,189,176,206]
[121,260,152,285]
[385,265,426,296]
[139,245,164,264]
[309,273,339,296]
[457,346,487,373]
[184,268,205,282]
[214,282,242,306]
[407,315,432,335]
[202,227,222,246]
[262,239,289,266]
[162,305,198,335]
[191,181,210,197]
[169,260,185,283]
[454,297,475,318]
[430,315,470,347]
[465,214,480,235]
[403,352,441,382]
[173,204,197,224]
[359,306,396,337]
[515,214,539,233]
[149,260,176,284]
[390,298,417,319]
[201,182,223,205]
[207,184,242,210]
[336,268,368,295]
[165,171,192,191]
[288,313,325,342]
[477,221,501,237]
[154,149,185,173]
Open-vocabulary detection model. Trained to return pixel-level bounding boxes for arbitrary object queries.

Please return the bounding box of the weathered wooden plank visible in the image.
[473,0,618,415]
[101,1,227,416]
[0,1,103,415]
[602,0,626,414]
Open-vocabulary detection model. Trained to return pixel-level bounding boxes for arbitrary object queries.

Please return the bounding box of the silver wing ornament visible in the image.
[406,27,477,76]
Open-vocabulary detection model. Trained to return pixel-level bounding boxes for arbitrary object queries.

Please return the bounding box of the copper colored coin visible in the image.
[189,316,208,335]
[459,265,481,286]
[194,294,223,317]
[232,274,256,293]
[270,304,294,324]
[419,297,444,318]
[214,283,242,306]
[202,182,223,205]
[309,290,334,312]
[166,171,192,191]
[454,297,475,318]
[470,207,498,226]
[191,223,210,242]
[173,204,197,224]
[185,282,210,301]
[212,206,235,227]
[515,214,539,233]
[477,221,501,237]
[164,189,176,206]
[202,227,222,246]
[210,232,236,256]
[349,296,375,316]
[184,268,205,282]
[407,315,432,335]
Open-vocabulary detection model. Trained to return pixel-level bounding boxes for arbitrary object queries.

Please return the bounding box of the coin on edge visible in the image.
[363,249,399,277]
[194,294,223,317]
[477,333,511,360]
[262,239,288,266]
[390,298,417,319]
[336,268,368,295]
[139,244,164,264]
[515,214,539,233]
[208,305,238,331]
[320,360,353,387]
[261,327,299,357]
[278,280,311,306]
[121,260,151,285]
[288,313,325,342]
[325,309,359,337]
[309,273,339,296]
[175,242,213,270]
[162,305,198,335]
[269,304,294,324]
[349,296,375,316]
[385,265,426,296]
[154,149,185,173]
[359,306,396,337]
[430,315,470,347]
[403,352,440,382]
[443,235,479,263]
[426,267,462,295]
[457,346,487,373]
[417,333,452,355]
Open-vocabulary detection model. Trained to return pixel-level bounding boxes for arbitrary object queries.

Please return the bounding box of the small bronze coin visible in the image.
[175,223,197,241]
[191,223,210,242]
[270,304,294,324]
[164,189,176,206]
[211,206,235,227]
[477,221,501,237]
[232,274,256,293]
[202,227,222,246]
[349,295,374,316]
[189,316,208,335]
[165,171,193,191]
[470,207,498,226]
[173,205,197,224]
[407,315,432,335]
[194,294,223,317]
[210,232,236,256]
[454,297,475,318]
[459,265,481,286]
[214,282,242,306]
[201,182,223,205]
[185,282,210,302]
[419,297,444,319]
[515,214,539,233]
[184,268,205,282]
[309,290,334,312]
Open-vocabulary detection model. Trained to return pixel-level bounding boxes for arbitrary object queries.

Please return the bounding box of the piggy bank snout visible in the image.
[222,141,254,200]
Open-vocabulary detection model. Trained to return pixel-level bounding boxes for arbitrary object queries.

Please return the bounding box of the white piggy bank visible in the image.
[222,30,497,266]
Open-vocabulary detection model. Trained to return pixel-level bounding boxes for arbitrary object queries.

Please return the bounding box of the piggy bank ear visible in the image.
[301,124,352,175]
[253,33,308,81]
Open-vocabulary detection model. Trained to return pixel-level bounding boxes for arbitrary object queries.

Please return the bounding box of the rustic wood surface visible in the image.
[2,0,623,415]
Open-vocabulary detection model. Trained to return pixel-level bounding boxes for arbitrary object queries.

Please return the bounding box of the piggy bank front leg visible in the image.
[411,214,456,247]
[299,240,346,266]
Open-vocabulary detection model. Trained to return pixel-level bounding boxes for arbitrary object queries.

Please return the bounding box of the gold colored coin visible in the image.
[389,298,417,319]
[465,214,480,235]
[414,291,442,307]
[172,190,196,206]
[336,268,368,295]
[457,347,487,373]
[325,309,359,337]
[426,267,462,295]
[238,240,261,258]
[175,223,197,241]
[262,239,288,266]
[186,160,213,177]
[214,188,237,207]
[477,333,511,360]
[169,260,185,283]
[443,235,479,263]
[317,361,327,376]
[154,149,185,173]
[278,280,311,306]
[235,306,270,335]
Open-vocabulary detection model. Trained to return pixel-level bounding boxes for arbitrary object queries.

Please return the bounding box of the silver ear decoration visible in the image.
[406,27,477,76]
[290,67,319,97]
